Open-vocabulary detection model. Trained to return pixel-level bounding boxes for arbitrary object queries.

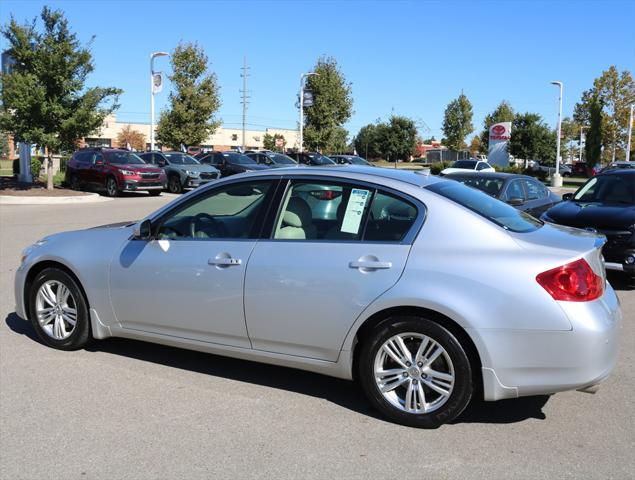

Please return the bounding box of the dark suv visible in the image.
[138,151,220,193]
[541,169,635,286]
[66,148,165,196]
[198,151,271,177]
[287,152,336,166]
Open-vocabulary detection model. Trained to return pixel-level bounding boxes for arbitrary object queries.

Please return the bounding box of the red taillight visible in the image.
[309,190,341,200]
[536,258,604,302]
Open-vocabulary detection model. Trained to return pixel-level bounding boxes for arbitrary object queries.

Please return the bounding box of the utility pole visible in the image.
[626,104,634,162]
[550,81,563,187]
[240,57,250,152]
[579,126,585,163]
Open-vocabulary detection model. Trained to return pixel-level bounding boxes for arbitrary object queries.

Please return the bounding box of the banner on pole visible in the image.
[488,122,511,167]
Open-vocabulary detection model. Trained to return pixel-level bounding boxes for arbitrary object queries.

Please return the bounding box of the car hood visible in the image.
[118,164,163,173]
[544,201,635,230]
[90,221,136,230]
[173,164,219,173]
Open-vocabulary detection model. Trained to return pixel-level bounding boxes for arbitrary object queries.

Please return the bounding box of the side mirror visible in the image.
[562,193,573,201]
[133,219,153,240]
[507,197,525,206]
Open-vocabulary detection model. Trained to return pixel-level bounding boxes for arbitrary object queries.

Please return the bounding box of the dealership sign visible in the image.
[488,122,511,166]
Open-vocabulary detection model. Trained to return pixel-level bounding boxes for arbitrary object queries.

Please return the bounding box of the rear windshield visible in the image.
[452,160,477,169]
[426,181,542,233]
[447,175,504,196]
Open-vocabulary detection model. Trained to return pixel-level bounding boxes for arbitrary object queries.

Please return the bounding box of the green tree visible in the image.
[303,56,353,153]
[574,66,635,162]
[0,133,9,159]
[480,100,515,153]
[442,92,474,151]
[353,124,380,159]
[156,42,221,150]
[263,132,285,151]
[0,7,121,188]
[585,94,603,164]
[509,113,556,163]
[375,115,417,161]
[469,135,481,157]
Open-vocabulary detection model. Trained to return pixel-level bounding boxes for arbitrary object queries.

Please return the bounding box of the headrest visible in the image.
[283,197,313,227]
[385,200,415,220]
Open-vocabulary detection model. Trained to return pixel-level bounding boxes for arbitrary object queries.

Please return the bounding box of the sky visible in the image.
[1,0,634,141]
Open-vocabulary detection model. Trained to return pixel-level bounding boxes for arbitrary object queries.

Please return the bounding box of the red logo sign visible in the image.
[492,124,506,135]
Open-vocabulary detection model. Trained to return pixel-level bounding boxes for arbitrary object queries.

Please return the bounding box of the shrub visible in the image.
[430,161,454,175]
[31,157,43,180]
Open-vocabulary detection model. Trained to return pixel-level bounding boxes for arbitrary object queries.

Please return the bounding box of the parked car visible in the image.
[599,161,634,174]
[444,171,561,217]
[137,151,220,194]
[199,151,271,177]
[572,162,593,177]
[245,151,298,167]
[17,165,620,428]
[530,162,572,177]
[330,155,373,166]
[65,148,165,197]
[541,169,635,286]
[287,152,336,166]
[440,160,495,175]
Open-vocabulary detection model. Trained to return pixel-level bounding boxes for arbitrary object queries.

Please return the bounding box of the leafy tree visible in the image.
[574,66,635,162]
[509,113,556,163]
[0,133,9,158]
[423,136,437,144]
[469,135,481,156]
[585,94,603,164]
[156,42,221,150]
[0,7,121,188]
[479,100,515,153]
[376,115,417,161]
[442,92,474,151]
[353,124,380,159]
[303,56,353,153]
[263,132,285,151]
[117,125,146,151]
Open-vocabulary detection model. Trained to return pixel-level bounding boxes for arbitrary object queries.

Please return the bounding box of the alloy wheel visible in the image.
[35,280,78,340]
[106,178,118,196]
[168,176,181,193]
[373,332,455,414]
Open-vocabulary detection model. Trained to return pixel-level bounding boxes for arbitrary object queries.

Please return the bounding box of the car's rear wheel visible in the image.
[69,175,80,191]
[29,268,91,350]
[168,174,183,194]
[105,177,119,197]
[358,316,472,428]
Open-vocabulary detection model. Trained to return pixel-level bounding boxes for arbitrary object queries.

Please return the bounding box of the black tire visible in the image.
[70,174,81,191]
[358,316,472,428]
[105,176,120,197]
[168,174,183,194]
[148,190,162,196]
[29,268,91,351]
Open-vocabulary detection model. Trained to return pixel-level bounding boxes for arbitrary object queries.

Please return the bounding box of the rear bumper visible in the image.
[472,283,622,400]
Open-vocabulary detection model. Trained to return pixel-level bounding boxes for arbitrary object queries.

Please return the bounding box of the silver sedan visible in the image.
[14,166,621,428]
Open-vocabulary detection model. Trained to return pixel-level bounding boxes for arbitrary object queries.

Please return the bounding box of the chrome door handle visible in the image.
[208,257,242,266]
[349,260,392,270]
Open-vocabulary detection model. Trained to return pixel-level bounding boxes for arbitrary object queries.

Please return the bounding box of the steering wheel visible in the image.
[189,213,229,238]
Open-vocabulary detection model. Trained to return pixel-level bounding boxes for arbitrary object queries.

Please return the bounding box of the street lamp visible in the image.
[150,51,169,151]
[626,104,634,162]
[550,81,564,187]
[299,72,318,153]
[578,126,585,163]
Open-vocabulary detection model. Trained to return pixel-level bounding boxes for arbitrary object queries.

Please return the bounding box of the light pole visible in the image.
[299,72,317,153]
[626,104,634,162]
[150,51,169,151]
[551,81,563,187]
[579,126,585,163]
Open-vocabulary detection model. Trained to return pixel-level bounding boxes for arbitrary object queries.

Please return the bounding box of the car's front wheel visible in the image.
[105,177,119,197]
[29,268,91,350]
[358,316,473,428]
[168,174,183,194]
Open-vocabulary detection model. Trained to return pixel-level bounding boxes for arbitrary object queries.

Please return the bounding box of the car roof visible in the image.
[599,168,635,175]
[444,171,532,180]
[243,165,444,188]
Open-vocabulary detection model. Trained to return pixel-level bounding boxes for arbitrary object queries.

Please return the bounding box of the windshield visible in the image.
[164,153,200,165]
[349,156,369,165]
[448,176,504,196]
[107,152,145,165]
[452,160,478,169]
[427,181,542,233]
[573,174,635,204]
[269,154,296,164]
[309,154,335,165]
[223,153,256,165]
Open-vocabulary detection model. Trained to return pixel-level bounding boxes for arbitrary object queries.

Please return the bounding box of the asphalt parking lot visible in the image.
[1,192,633,480]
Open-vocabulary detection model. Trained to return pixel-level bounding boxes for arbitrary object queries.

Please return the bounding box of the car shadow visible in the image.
[6,311,549,426]
[607,271,634,291]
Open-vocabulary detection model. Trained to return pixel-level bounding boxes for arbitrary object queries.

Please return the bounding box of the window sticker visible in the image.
[341,189,370,234]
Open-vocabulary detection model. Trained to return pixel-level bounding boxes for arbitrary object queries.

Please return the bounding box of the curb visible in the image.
[0,192,113,205]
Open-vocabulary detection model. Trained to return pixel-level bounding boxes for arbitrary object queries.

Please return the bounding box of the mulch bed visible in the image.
[0,176,89,197]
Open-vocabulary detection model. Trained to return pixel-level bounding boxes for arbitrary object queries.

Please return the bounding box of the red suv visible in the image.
[66,148,166,196]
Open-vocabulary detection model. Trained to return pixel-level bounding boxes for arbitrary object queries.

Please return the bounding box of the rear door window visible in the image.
[502,179,525,201]
[364,192,418,242]
[523,179,547,200]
